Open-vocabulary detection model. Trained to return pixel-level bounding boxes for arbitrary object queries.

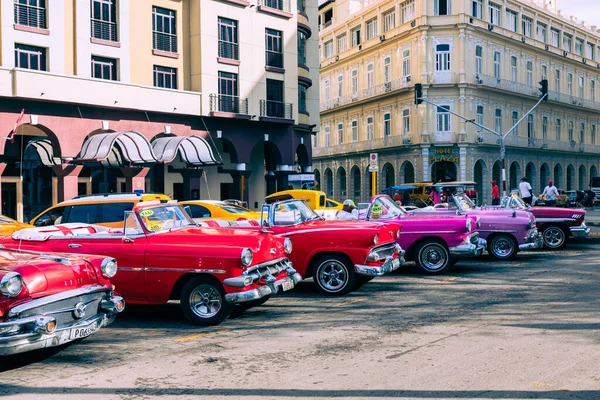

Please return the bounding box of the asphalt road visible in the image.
[1,237,599,400]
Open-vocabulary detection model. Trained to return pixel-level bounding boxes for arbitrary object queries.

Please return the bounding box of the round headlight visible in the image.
[396,229,401,239]
[100,258,118,279]
[466,219,472,233]
[0,272,23,298]
[373,233,379,245]
[241,248,253,267]
[283,238,293,254]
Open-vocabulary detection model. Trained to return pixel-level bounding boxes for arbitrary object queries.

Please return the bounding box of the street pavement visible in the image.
[1,239,599,400]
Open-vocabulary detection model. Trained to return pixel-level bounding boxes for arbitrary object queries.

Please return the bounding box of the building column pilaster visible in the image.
[120,167,149,193]
[53,164,83,203]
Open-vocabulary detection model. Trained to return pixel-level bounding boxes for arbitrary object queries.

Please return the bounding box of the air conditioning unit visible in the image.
[358,44,362,50]
[410,20,416,27]
[488,24,494,31]
[563,50,568,57]
[406,75,412,82]
[469,17,474,24]
[384,82,392,92]
[380,35,385,42]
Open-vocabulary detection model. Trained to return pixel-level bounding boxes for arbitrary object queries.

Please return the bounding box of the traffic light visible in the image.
[539,79,548,101]
[414,83,423,105]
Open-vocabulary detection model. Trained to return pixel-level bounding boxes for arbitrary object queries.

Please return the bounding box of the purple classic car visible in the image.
[413,193,542,260]
[362,195,486,274]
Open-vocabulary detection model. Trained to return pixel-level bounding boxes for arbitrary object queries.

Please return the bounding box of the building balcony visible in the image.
[313,134,410,158]
[218,41,239,62]
[320,78,411,112]
[91,19,118,42]
[209,94,250,119]
[2,67,201,116]
[153,31,178,55]
[14,2,46,30]
[258,0,292,18]
[259,99,293,121]
[470,132,600,154]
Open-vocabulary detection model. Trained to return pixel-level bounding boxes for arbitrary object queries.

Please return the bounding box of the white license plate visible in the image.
[281,279,294,292]
[392,258,400,268]
[69,321,100,340]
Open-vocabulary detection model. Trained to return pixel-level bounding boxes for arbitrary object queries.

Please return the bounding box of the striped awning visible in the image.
[152,135,221,166]
[75,131,157,168]
[26,138,61,167]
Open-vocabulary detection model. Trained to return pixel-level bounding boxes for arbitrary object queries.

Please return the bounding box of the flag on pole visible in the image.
[8,109,25,144]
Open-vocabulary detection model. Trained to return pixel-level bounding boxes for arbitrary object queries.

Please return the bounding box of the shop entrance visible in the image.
[431,161,457,182]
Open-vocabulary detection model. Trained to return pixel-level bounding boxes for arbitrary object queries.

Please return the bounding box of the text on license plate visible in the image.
[69,322,100,340]
[392,258,400,268]
[281,279,294,292]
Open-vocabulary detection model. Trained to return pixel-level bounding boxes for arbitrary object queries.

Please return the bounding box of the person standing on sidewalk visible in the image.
[519,177,533,205]
[542,180,559,207]
[491,180,500,205]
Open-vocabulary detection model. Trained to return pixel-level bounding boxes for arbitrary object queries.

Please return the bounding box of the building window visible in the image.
[495,108,502,134]
[476,105,484,131]
[91,0,117,42]
[489,3,500,26]
[563,34,572,52]
[437,105,451,132]
[580,122,585,143]
[365,18,377,41]
[510,56,517,82]
[324,124,330,147]
[324,40,333,59]
[298,85,307,114]
[383,57,391,83]
[556,118,561,141]
[527,114,534,138]
[568,120,574,142]
[511,111,519,135]
[218,17,238,60]
[265,28,283,68]
[265,79,285,118]
[551,29,560,47]
[337,123,344,144]
[323,78,330,101]
[402,109,410,136]
[14,0,47,29]
[526,61,533,86]
[337,34,347,52]
[472,0,482,18]
[297,32,307,65]
[401,0,415,23]
[14,44,46,71]
[568,73,573,96]
[351,120,358,141]
[152,6,177,53]
[337,74,343,97]
[434,0,450,16]
[505,10,517,32]
[592,80,596,101]
[383,113,391,137]
[367,63,374,88]
[153,65,177,89]
[541,64,547,79]
[475,45,482,75]
[587,42,594,60]
[493,51,501,78]
[537,23,546,42]
[555,69,560,91]
[351,69,358,94]
[351,26,361,47]
[435,44,450,71]
[91,55,117,80]
[522,16,532,37]
[575,39,584,56]
[402,50,410,77]
[592,124,596,145]
[542,116,548,139]
[383,9,395,32]
[579,76,584,98]
[218,71,239,112]
[265,0,288,11]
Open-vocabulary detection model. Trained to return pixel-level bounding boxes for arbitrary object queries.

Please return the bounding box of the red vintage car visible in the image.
[200,200,405,296]
[0,202,301,326]
[0,245,124,355]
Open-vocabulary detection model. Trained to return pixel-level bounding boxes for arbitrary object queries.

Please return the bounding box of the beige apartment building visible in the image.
[0,0,318,222]
[315,0,600,204]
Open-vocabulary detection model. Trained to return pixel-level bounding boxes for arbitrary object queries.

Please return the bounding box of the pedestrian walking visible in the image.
[542,180,559,207]
[491,180,500,205]
[519,177,533,205]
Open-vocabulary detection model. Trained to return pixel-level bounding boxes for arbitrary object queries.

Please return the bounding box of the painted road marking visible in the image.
[176,329,230,343]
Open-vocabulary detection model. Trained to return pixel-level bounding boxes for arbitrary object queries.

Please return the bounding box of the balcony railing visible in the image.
[259,0,291,13]
[209,94,249,115]
[469,132,600,154]
[260,99,293,119]
[313,134,408,157]
[320,77,411,111]
[91,19,118,42]
[266,51,283,68]
[153,31,177,53]
[14,3,46,29]
[475,74,539,97]
[218,41,239,60]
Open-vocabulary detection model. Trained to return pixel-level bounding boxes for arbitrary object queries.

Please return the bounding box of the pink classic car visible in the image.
[413,193,542,260]
[362,195,486,274]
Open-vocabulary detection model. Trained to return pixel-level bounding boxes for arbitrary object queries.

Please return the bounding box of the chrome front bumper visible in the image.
[224,267,302,304]
[570,223,591,238]
[354,251,406,276]
[519,230,543,250]
[449,237,487,259]
[0,294,124,356]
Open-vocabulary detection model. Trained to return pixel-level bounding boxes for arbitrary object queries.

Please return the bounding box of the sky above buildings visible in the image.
[557,1,600,28]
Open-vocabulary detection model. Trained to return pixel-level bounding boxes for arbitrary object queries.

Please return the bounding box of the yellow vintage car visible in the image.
[0,214,33,234]
[265,190,342,218]
[535,189,569,207]
[179,200,261,220]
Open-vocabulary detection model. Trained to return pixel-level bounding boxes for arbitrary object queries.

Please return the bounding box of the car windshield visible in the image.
[368,196,406,220]
[137,205,195,232]
[451,193,476,211]
[501,195,526,209]
[273,200,320,225]
[216,203,252,214]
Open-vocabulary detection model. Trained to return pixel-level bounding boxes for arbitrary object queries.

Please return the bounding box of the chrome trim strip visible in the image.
[118,267,145,272]
[479,230,518,234]
[536,218,576,223]
[144,268,226,274]
[8,285,111,317]
[279,228,377,236]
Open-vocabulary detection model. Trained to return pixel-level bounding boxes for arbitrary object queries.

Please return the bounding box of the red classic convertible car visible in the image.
[0,246,124,355]
[0,201,301,326]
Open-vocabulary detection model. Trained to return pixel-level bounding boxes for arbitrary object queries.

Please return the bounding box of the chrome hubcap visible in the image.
[544,228,565,248]
[420,245,446,271]
[492,236,514,258]
[317,261,348,292]
[189,284,222,318]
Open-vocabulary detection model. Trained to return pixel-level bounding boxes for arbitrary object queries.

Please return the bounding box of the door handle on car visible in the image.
[122,237,135,244]
[68,244,81,249]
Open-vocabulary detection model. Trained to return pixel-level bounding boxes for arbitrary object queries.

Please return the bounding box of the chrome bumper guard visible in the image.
[0,293,124,356]
[570,223,591,238]
[450,236,487,259]
[519,230,543,250]
[354,251,406,276]
[224,266,302,304]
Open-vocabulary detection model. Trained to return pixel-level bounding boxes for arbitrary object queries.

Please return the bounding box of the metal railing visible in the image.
[209,94,249,115]
[218,41,239,60]
[527,137,537,147]
[320,77,411,111]
[475,74,539,97]
[14,2,46,29]
[468,132,600,154]
[266,51,283,68]
[260,100,293,119]
[313,134,408,157]
[91,19,118,42]
[431,72,458,84]
[153,31,177,53]
[259,0,291,12]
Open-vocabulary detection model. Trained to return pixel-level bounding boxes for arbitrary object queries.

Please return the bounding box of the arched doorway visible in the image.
[473,159,487,205]
[313,169,321,191]
[566,164,575,191]
[364,166,373,199]
[540,163,549,192]
[590,165,598,188]
[401,160,415,183]
[509,161,521,191]
[382,162,395,189]
[431,161,457,182]
[492,160,501,185]
[324,168,333,198]
[350,166,361,201]
[553,164,563,188]
[526,162,537,194]
[337,167,347,198]
[578,165,587,190]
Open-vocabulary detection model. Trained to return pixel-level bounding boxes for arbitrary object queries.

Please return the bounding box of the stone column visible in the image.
[229,169,252,204]
[52,164,83,203]
[180,169,204,201]
[421,145,430,181]
[265,171,277,195]
[120,167,150,193]
[459,144,468,181]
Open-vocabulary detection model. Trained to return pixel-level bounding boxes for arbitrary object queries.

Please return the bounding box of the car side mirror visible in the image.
[260,204,271,230]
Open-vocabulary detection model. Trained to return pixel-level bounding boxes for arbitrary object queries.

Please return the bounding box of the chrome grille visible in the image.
[372,243,397,259]
[245,258,291,283]
[469,232,480,245]
[12,292,104,328]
